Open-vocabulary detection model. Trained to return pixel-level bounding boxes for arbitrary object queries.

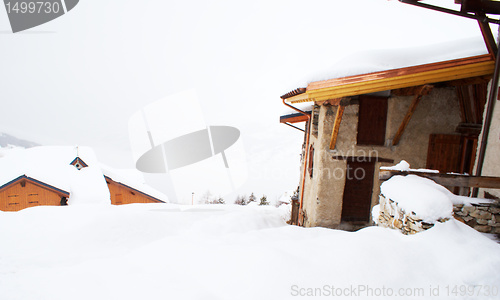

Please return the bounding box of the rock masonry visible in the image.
[453,201,500,234]
[377,195,449,235]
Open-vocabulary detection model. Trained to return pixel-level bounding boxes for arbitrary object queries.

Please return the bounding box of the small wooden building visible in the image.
[0,175,69,211]
[104,175,165,205]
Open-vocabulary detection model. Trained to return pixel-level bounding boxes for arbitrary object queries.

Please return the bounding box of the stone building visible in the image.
[280,53,495,229]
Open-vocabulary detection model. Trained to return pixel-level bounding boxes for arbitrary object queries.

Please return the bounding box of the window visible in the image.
[357,96,388,146]
[308,145,314,178]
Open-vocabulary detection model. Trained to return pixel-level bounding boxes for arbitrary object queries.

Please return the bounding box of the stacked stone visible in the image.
[377,195,449,235]
[453,202,500,234]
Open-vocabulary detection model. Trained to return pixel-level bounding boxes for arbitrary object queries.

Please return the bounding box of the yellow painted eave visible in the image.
[287,59,495,104]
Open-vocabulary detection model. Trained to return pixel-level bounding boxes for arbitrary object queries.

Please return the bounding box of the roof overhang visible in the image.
[104,175,166,203]
[283,54,495,104]
[279,112,311,124]
[0,175,70,197]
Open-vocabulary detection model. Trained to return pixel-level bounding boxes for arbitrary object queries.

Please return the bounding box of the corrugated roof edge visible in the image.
[280,88,307,99]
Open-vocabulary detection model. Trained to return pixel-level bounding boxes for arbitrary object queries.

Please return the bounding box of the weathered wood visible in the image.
[331,156,394,163]
[392,85,434,96]
[329,105,345,150]
[307,55,492,91]
[444,75,491,87]
[357,96,388,146]
[392,85,433,146]
[379,170,500,189]
[477,14,498,57]
[279,113,309,124]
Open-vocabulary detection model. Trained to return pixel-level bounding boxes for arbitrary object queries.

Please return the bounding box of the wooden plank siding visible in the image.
[341,161,375,222]
[0,177,69,211]
[426,134,463,173]
[105,177,164,205]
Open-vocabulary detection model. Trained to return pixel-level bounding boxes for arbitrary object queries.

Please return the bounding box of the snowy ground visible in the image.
[1,204,499,300]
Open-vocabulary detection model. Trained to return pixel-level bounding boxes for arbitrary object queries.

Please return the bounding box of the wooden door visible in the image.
[341,161,375,222]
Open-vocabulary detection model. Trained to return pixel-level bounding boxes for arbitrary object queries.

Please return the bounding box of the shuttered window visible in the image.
[426,134,462,173]
[357,96,388,146]
[308,145,314,178]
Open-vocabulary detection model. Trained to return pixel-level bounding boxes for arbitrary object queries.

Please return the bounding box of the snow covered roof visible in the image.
[101,165,168,203]
[0,175,69,197]
[0,146,168,205]
[282,37,494,104]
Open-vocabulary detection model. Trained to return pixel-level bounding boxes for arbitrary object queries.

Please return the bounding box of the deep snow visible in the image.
[0,204,499,300]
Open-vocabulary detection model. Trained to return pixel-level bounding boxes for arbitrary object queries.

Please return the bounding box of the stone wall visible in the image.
[376,195,449,235]
[298,87,461,229]
[453,201,500,234]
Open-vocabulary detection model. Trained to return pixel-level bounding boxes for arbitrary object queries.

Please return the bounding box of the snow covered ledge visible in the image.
[373,174,500,235]
[373,175,454,235]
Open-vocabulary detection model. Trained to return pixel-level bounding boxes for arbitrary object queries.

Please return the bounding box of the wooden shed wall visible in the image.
[106,180,162,205]
[0,180,65,211]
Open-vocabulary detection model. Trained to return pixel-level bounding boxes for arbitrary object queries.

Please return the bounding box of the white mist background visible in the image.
[0,0,490,202]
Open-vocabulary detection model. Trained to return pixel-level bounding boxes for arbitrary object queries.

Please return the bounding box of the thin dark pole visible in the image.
[472,43,500,197]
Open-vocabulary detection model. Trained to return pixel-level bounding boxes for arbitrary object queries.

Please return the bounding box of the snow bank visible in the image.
[0,204,499,300]
[380,175,453,222]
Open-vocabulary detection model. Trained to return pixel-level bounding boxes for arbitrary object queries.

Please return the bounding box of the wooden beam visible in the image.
[331,156,394,163]
[444,75,491,87]
[392,85,433,146]
[301,55,494,103]
[280,113,310,124]
[379,170,500,189]
[477,15,498,58]
[329,105,345,150]
[392,85,434,96]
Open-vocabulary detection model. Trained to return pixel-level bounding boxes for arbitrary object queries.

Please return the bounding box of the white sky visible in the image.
[0,0,492,202]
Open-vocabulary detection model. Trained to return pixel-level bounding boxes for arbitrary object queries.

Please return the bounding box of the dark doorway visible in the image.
[341,161,376,223]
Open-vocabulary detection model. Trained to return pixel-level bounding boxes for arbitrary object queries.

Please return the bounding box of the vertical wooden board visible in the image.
[341,161,375,222]
[357,96,388,146]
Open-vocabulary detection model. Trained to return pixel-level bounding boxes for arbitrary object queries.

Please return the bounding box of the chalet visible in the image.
[0,175,69,211]
[0,146,167,211]
[280,49,497,229]
[102,170,166,205]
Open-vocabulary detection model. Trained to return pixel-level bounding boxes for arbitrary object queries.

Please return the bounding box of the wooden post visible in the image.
[392,85,433,146]
[477,13,498,58]
[329,105,345,150]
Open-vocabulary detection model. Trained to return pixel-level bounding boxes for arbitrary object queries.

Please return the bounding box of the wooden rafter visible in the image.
[379,170,500,189]
[284,55,494,104]
[392,85,433,146]
[279,113,310,124]
[329,105,345,150]
[477,14,498,58]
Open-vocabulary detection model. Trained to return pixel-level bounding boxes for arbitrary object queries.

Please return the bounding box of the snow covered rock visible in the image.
[375,175,454,234]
